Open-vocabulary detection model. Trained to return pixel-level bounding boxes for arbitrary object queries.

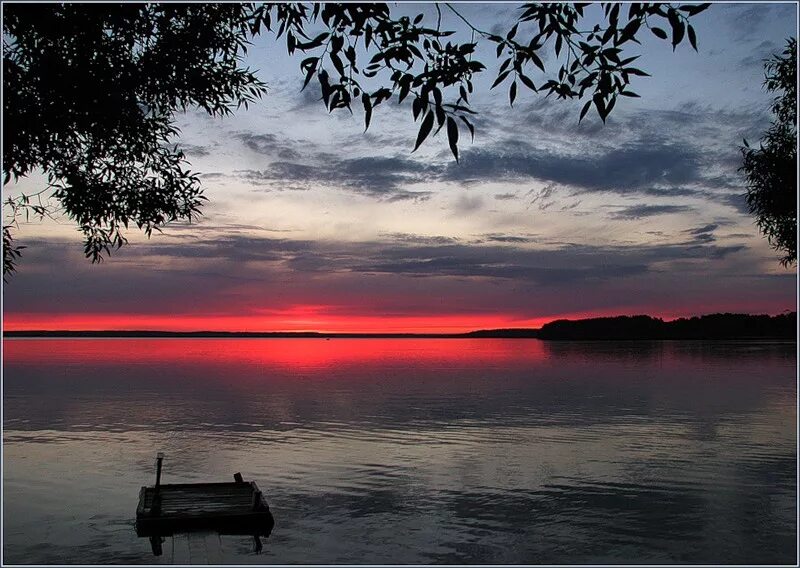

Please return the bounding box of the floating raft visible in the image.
[135,455,274,552]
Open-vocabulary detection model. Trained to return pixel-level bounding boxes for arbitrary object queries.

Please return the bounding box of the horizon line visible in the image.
[4,310,795,337]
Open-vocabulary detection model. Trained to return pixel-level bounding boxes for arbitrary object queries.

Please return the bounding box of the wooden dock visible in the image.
[135,455,274,557]
[136,481,274,536]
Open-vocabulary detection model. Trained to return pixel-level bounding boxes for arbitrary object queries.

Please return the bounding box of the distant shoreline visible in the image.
[2,329,540,339]
[3,312,796,340]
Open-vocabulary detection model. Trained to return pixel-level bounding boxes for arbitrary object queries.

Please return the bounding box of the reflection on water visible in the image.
[3,338,796,564]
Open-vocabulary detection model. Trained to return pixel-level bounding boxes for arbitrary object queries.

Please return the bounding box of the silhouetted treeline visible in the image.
[462,328,540,338]
[538,312,797,340]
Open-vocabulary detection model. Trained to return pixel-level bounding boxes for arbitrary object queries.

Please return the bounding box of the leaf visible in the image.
[617,18,640,45]
[301,59,317,90]
[412,110,435,152]
[519,73,537,92]
[446,116,459,162]
[593,93,607,122]
[509,80,517,107]
[412,96,423,120]
[491,70,511,89]
[506,23,519,41]
[650,27,668,40]
[362,93,372,131]
[330,52,346,77]
[530,52,545,72]
[687,24,697,51]
[398,82,411,104]
[579,100,591,122]
[435,104,446,127]
[669,17,685,50]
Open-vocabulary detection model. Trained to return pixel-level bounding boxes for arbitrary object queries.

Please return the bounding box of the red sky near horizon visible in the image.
[4,305,791,333]
[2,310,553,333]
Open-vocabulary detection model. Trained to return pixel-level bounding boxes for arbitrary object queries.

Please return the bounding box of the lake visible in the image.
[2,338,796,564]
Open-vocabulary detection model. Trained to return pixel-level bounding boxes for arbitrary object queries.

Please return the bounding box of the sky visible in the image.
[3,2,798,333]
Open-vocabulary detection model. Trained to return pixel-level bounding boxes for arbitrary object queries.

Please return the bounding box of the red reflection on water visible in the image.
[3,338,547,370]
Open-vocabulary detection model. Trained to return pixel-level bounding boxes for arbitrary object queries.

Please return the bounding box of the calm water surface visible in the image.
[3,338,796,564]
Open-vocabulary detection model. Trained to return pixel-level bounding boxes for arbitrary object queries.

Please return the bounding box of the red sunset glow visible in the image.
[2,310,551,333]
[3,303,763,334]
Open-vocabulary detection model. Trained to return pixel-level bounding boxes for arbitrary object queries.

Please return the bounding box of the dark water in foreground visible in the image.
[2,338,796,564]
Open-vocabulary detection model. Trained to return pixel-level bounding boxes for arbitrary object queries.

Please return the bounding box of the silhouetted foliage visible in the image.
[740,38,797,267]
[2,226,22,283]
[538,312,797,340]
[3,4,265,275]
[3,2,711,278]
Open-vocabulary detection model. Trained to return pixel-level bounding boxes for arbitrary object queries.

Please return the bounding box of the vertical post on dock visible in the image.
[151,452,165,516]
[155,452,164,492]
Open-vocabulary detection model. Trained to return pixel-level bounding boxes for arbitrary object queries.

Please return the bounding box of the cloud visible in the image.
[683,223,719,244]
[494,192,517,200]
[478,233,538,244]
[234,132,300,159]
[720,192,750,215]
[443,139,701,195]
[379,232,460,245]
[739,40,782,69]
[609,204,695,220]
[180,143,212,157]
[526,184,557,211]
[452,194,485,214]
[724,4,781,41]
[234,156,436,201]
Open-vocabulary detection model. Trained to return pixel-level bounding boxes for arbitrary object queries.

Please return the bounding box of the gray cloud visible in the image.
[609,204,695,220]
[444,139,701,195]
[494,192,517,200]
[739,40,782,69]
[379,232,459,245]
[180,143,212,157]
[235,156,436,201]
[478,233,538,244]
[235,132,300,159]
[724,4,779,41]
[452,194,485,214]
[683,223,719,244]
